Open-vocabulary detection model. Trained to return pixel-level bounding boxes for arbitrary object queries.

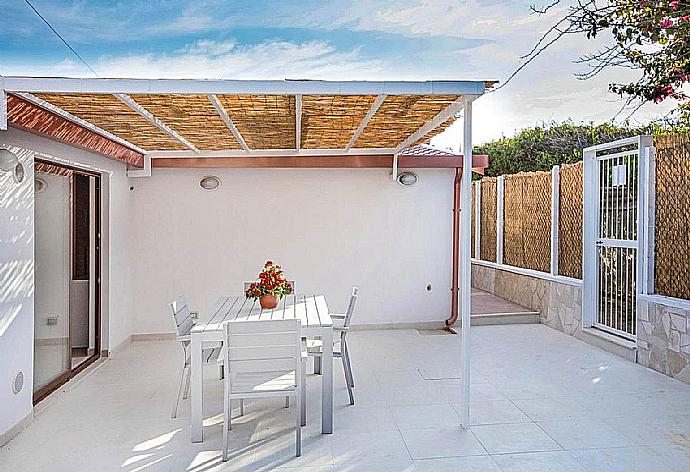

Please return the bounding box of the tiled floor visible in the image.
[3,324,690,471]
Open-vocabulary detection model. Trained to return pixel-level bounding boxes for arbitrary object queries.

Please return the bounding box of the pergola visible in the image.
[0,76,491,427]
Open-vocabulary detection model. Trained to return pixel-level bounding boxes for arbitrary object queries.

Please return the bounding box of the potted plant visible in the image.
[245,260,294,309]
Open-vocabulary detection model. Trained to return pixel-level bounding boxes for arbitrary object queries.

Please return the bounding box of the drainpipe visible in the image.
[446,167,462,326]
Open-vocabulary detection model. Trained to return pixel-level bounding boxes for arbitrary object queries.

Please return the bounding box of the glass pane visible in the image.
[34,170,71,392]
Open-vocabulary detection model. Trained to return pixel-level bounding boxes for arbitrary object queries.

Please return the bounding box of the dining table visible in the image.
[190,293,334,442]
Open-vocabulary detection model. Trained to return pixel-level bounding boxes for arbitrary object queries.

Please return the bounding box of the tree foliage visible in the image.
[512,1,690,123]
[475,121,656,176]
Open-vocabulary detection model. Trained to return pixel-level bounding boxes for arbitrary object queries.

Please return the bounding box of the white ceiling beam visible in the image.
[346,94,386,151]
[145,147,399,159]
[18,93,145,153]
[0,89,7,131]
[1,76,488,96]
[394,97,466,153]
[295,94,302,151]
[208,94,249,152]
[115,93,198,152]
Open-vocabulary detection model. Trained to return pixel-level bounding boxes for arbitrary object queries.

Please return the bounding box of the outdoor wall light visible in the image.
[199,175,222,191]
[397,171,418,187]
[0,148,25,183]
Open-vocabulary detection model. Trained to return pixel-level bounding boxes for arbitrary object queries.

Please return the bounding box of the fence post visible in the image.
[639,135,656,296]
[550,165,560,276]
[582,147,598,328]
[496,176,505,264]
[474,180,481,259]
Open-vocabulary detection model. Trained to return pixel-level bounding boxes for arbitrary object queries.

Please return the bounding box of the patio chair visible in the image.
[169,296,222,418]
[221,319,305,460]
[307,286,358,405]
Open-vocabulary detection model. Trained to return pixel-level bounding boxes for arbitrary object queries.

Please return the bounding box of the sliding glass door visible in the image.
[33,161,101,403]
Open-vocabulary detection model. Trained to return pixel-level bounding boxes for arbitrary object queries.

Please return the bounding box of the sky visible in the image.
[0,0,677,147]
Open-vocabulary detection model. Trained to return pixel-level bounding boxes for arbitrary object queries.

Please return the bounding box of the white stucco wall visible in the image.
[0,128,135,438]
[129,167,455,335]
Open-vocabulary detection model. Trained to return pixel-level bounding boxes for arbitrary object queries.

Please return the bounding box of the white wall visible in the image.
[130,167,455,334]
[0,146,35,440]
[0,128,135,438]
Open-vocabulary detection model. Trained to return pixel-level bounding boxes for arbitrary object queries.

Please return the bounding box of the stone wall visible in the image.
[638,300,690,383]
[471,264,582,336]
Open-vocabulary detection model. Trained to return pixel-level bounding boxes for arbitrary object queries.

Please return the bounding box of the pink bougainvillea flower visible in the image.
[660,18,673,27]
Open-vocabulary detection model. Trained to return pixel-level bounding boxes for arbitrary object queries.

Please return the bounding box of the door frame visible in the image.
[33,158,102,404]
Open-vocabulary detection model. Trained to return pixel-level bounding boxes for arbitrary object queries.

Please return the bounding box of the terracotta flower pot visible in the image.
[259,294,279,309]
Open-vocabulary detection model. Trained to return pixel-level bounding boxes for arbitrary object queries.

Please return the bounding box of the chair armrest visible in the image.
[330,314,346,320]
[176,334,191,343]
[333,326,349,333]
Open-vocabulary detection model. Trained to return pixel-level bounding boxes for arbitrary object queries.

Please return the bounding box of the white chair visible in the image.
[221,319,305,460]
[308,287,358,405]
[170,296,222,418]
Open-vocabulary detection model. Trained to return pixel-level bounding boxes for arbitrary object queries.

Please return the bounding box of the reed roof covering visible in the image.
[7,77,491,155]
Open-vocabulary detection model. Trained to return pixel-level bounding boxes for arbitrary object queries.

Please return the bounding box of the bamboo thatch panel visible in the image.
[414,115,457,146]
[130,94,241,150]
[558,161,583,279]
[480,177,497,262]
[654,134,690,300]
[34,93,186,150]
[503,171,551,272]
[217,95,295,149]
[354,95,460,148]
[301,95,376,149]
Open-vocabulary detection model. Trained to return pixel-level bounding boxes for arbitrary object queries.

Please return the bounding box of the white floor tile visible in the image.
[471,423,562,455]
[400,427,487,459]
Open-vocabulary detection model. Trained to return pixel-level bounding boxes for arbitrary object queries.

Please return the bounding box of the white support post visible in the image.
[295,94,302,151]
[582,147,598,328]
[459,96,475,429]
[550,165,560,275]
[496,176,505,264]
[0,89,7,131]
[474,180,482,259]
[639,135,656,296]
[391,152,399,181]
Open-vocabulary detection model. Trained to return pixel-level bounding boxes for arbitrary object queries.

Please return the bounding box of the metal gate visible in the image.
[583,136,654,341]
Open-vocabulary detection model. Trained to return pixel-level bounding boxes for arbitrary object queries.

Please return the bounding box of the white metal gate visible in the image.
[583,136,654,340]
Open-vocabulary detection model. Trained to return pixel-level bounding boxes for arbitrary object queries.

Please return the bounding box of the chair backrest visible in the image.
[170,296,194,338]
[223,319,301,392]
[343,287,359,328]
[244,280,296,295]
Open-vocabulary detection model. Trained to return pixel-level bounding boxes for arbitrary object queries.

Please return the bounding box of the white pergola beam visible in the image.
[145,148,399,158]
[394,97,465,153]
[208,94,249,152]
[1,76,487,96]
[295,94,302,151]
[18,93,145,153]
[0,89,7,131]
[346,94,386,150]
[115,93,198,152]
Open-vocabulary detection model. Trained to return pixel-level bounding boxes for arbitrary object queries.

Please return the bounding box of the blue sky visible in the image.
[0,0,675,144]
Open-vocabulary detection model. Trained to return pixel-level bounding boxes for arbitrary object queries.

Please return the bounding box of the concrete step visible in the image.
[447,311,541,332]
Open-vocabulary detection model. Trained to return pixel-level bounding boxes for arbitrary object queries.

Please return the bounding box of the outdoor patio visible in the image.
[3,323,690,472]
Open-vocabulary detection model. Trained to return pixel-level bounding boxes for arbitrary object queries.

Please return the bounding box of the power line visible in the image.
[24,0,99,77]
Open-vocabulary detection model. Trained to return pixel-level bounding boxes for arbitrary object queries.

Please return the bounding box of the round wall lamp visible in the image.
[396,171,418,187]
[35,177,47,194]
[0,148,25,184]
[199,175,222,191]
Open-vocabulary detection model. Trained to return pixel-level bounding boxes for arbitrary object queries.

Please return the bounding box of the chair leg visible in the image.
[285,396,290,408]
[314,355,322,375]
[222,390,230,461]
[171,363,188,418]
[239,398,244,416]
[341,356,355,405]
[295,392,302,457]
[343,341,355,388]
[301,361,307,426]
[182,364,192,399]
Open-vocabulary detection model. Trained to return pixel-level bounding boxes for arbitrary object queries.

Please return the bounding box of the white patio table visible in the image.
[190,294,334,442]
